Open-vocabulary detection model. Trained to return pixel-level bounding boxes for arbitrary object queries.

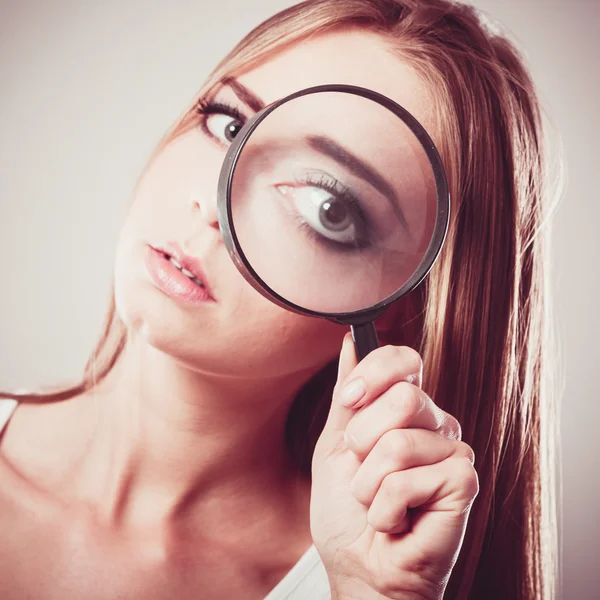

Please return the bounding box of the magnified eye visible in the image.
[196,100,246,146]
[319,197,353,232]
[276,183,368,247]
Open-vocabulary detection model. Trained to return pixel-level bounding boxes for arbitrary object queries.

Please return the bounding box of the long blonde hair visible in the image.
[6,1,559,598]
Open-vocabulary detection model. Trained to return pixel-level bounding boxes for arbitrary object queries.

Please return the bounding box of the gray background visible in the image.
[0,1,597,598]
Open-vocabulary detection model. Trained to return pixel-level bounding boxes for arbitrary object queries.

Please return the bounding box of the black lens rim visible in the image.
[216,83,450,326]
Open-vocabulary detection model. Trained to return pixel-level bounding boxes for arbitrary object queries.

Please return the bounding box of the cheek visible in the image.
[123,131,224,241]
[109,133,348,378]
[112,221,346,379]
[218,283,348,375]
[112,217,149,333]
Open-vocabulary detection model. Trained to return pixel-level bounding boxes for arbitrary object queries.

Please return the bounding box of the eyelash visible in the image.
[195,99,246,141]
[295,173,372,252]
[194,104,373,252]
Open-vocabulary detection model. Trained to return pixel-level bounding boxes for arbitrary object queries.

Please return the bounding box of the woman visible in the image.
[0,0,558,598]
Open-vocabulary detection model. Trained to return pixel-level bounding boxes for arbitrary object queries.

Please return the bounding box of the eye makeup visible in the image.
[195,99,248,146]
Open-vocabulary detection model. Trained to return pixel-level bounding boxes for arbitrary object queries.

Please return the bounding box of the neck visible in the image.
[74,332,314,530]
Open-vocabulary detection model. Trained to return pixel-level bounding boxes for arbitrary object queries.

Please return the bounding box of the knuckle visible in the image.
[372,572,394,595]
[366,508,396,540]
[440,413,462,441]
[380,429,415,460]
[361,347,394,384]
[452,417,463,440]
[381,344,402,359]
[386,344,409,359]
[350,473,370,506]
[343,424,364,453]
[370,345,401,372]
[368,360,391,385]
[364,346,423,391]
[456,441,475,464]
[455,419,463,441]
[377,345,422,373]
[455,458,480,498]
[381,470,410,499]
[393,382,423,417]
[399,346,423,374]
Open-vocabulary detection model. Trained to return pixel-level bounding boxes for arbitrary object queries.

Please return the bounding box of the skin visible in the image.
[230,90,437,311]
[0,28,477,600]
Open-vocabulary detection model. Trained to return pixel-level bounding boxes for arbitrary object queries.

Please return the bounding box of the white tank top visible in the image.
[0,399,331,599]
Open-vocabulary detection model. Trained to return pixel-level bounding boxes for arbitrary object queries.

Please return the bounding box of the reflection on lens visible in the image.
[224,88,445,314]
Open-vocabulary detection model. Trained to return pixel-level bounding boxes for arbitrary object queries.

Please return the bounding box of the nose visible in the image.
[189,190,219,230]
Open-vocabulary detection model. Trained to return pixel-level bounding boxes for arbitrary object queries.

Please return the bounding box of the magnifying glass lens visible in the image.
[226,90,442,315]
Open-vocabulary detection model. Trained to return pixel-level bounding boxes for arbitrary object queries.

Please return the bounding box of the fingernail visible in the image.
[340,379,366,407]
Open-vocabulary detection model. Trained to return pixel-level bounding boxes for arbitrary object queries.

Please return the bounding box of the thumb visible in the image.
[320,332,361,443]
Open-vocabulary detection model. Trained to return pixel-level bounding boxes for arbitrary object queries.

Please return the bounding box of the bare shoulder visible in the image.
[0,395,97,541]
[0,400,63,520]
[0,400,76,597]
[0,396,94,489]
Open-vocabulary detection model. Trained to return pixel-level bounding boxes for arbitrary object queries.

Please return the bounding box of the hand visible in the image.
[310,333,479,600]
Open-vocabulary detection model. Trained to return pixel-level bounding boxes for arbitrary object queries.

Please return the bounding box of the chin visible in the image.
[113,260,342,380]
[113,275,245,376]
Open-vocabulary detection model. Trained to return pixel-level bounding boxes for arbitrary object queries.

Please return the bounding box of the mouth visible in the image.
[161,253,205,287]
[147,241,216,302]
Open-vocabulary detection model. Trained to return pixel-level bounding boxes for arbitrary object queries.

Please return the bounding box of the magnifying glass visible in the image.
[217,84,449,361]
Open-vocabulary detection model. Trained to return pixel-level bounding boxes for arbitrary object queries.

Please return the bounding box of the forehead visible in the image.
[236,28,436,136]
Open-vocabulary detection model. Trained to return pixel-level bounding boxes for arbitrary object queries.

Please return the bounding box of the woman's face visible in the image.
[114,27,436,380]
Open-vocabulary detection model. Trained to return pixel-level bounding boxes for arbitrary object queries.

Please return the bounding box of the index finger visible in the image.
[344,382,462,460]
[339,344,423,409]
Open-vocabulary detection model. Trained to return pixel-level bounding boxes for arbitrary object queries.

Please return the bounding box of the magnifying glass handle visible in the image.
[351,322,380,362]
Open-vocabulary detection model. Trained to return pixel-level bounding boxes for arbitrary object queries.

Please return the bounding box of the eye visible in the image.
[276,184,366,247]
[196,100,246,146]
[204,113,244,144]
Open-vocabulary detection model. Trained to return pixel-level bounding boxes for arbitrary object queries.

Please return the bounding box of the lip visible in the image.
[146,241,216,303]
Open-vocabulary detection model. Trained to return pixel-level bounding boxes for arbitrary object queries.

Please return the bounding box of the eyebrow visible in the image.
[222,77,265,112]
[307,135,409,231]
